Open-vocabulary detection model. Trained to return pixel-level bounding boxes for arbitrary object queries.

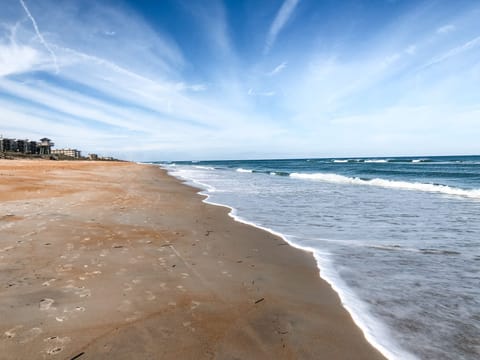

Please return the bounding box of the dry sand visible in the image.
[0,160,385,359]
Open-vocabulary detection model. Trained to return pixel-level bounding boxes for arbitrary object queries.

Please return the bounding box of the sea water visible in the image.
[157,156,480,360]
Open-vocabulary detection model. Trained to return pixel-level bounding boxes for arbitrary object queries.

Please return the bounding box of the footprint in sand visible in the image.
[222,270,232,278]
[82,270,102,279]
[145,291,156,301]
[44,336,71,356]
[4,325,23,339]
[182,321,195,332]
[190,301,200,311]
[42,278,57,287]
[0,246,14,253]
[39,298,55,311]
[138,239,153,244]
[56,264,73,273]
[125,311,142,322]
[63,284,91,298]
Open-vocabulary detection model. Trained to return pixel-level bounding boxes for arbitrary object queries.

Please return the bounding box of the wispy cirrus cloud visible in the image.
[267,61,288,76]
[18,0,59,73]
[265,0,300,54]
[0,1,280,159]
[422,35,480,69]
[436,24,456,34]
[248,88,276,97]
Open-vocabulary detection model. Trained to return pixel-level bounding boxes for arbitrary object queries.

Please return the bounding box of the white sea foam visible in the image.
[194,166,215,170]
[364,159,389,163]
[236,168,253,173]
[167,168,218,193]
[290,172,480,199]
[311,252,418,360]
[333,159,349,163]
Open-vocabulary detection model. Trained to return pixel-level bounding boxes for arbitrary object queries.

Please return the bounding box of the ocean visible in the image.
[156,156,480,360]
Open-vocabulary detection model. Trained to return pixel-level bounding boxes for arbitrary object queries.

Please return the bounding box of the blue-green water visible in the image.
[158,156,480,360]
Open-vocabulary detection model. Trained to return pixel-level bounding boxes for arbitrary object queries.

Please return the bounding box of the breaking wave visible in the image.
[290,172,480,199]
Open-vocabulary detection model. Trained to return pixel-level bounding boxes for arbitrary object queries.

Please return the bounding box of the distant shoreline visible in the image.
[0,151,122,161]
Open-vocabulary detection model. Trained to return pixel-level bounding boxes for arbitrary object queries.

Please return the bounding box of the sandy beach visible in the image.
[0,160,384,359]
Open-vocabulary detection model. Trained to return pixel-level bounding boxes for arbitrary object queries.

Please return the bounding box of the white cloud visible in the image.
[175,82,207,92]
[0,43,39,76]
[423,35,480,69]
[436,24,455,34]
[267,61,288,76]
[248,88,276,97]
[265,0,300,53]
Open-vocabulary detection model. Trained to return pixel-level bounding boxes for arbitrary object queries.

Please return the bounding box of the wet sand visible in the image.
[0,160,385,359]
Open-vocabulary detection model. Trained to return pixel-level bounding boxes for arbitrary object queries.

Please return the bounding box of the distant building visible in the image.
[16,139,33,154]
[0,134,96,160]
[38,138,54,155]
[0,137,17,152]
[52,148,82,159]
[29,141,38,154]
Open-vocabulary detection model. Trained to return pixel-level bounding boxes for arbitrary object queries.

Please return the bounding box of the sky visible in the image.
[0,0,479,161]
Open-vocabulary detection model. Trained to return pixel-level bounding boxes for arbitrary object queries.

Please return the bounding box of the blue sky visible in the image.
[0,0,479,160]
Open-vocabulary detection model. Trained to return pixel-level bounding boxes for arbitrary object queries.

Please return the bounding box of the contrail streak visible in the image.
[19,0,59,73]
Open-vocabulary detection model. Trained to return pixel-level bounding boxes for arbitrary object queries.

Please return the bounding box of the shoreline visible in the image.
[166,165,411,360]
[1,160,385,359]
